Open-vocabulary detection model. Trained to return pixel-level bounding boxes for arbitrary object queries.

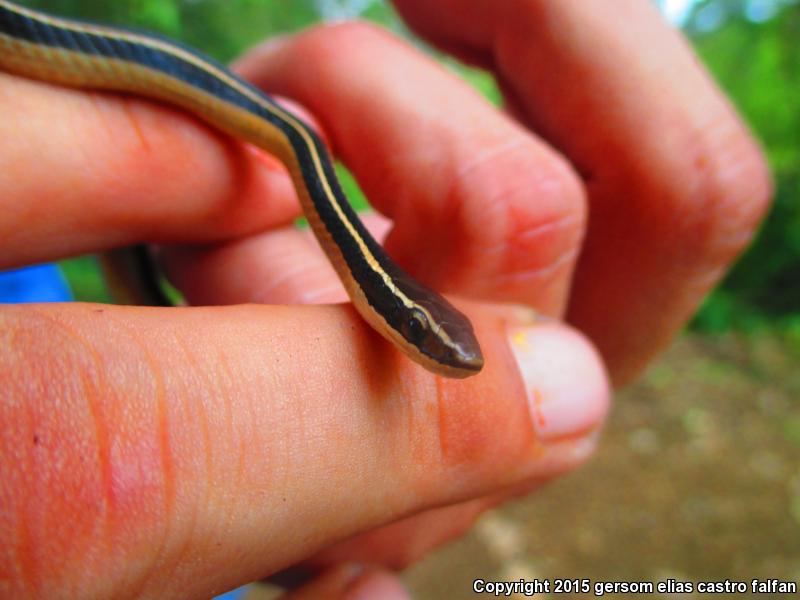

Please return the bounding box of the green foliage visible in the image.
[25,0,181,34]
[58,256,111,303]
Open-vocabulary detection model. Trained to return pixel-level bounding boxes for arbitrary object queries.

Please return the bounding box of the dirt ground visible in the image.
[248,333,800,599]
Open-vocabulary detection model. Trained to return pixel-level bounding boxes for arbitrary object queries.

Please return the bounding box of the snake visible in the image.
[0,0,484,378]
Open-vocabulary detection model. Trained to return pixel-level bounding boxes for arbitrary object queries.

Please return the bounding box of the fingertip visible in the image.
[508,321,611,442]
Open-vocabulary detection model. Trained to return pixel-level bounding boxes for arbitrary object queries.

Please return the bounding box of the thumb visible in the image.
[0,301,608,598]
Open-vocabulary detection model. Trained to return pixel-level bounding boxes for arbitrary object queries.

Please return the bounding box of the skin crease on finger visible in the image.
[0,300,606,598]
[389,0,772,385]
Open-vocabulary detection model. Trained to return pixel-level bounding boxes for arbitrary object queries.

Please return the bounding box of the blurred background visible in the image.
[7,0,799,597]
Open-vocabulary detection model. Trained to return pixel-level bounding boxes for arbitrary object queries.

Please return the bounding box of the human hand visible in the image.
[0,7,606,600]
[0,0,767,598]
[0,78,603,599]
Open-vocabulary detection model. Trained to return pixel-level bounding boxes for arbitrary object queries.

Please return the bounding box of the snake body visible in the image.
[0,0,483,377]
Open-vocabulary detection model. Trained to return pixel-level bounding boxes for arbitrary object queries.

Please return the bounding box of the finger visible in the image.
[390,0,772,383]
[162,213,391,306]
[236,24,587,316]
[0,73,306,267]
[0,303,607,597]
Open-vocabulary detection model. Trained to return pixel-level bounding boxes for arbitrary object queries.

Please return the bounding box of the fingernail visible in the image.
[508,322,609,441]
[344,569,413,600]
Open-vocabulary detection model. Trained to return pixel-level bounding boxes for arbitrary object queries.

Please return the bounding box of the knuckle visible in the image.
[456,133,586,231]
[452,133,587,285]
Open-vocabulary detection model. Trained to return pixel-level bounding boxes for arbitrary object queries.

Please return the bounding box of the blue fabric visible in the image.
[0,264,72,303]
[214,588,249,600]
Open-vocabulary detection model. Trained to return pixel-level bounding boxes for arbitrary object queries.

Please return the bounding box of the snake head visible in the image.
[390,276,484,378]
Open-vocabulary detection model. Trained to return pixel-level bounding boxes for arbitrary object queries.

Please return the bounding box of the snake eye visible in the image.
[404,308,429,343]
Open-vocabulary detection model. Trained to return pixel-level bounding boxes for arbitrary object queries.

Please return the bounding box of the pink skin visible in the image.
[0,0,768,598]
